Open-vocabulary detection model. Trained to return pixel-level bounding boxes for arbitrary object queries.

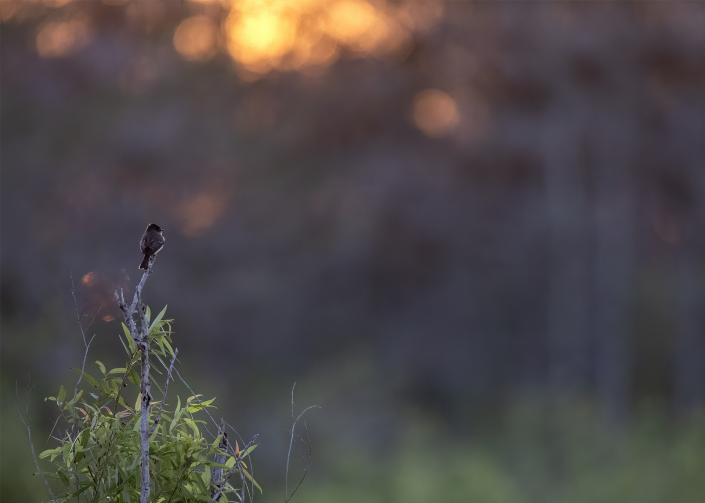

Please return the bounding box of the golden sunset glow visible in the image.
[214,0,420,75]
[28,0,440,75]
[412,89,460,137]
[224,7,298,73]
[36,16,90,58]
[174,15,218,61]
[326,0,385,53]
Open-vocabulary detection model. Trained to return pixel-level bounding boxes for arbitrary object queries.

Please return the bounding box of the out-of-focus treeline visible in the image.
[3,1,705,501]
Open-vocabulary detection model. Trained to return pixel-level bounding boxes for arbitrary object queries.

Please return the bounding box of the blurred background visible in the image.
[3,0,705,501]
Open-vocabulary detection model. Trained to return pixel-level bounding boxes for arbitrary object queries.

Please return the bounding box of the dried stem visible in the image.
[285,383,320,503]
[70,274,103,438]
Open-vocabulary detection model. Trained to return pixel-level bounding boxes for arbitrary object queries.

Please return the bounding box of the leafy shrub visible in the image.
[38,306,259,503]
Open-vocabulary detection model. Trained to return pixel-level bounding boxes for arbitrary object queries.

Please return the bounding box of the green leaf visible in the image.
[68,389,83,406]
[57,385,66,404]
[128,368,140,388]
[36,471,60,479]
[118,395,134,413]
[122,323,137,351]
[240,444,258,458]
[70,482,93,498]
[79,427,91,448]
[191,473,208,493]
[119,333,131,356]
[39,447,61,459]
[170,396,182,432]
[225,456,236,470]
[241,467,262,493]
[201,468,211,487]
[71,368,100,388]
[96,360,106,374]
[108,367,127,374]
[183,418,200,437]
[186,397,216,413]
[149,305,168,332]
[129,453,141,471]
[162,337,175,357]
[145,305,151,323]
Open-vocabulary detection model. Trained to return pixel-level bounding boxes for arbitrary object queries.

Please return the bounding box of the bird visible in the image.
[139,223,165,270]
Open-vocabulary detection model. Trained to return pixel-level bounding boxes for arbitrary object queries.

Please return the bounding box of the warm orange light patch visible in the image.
[221,0,418,76]
[178,188,229,237]
[82,271,97,286]
[412,89,459,137]
[36,16,90,58]
[102,315,115,322]
[174,15,218,61]
[326,0,385,54]
[0,1,19,22]
[224,7,297,74]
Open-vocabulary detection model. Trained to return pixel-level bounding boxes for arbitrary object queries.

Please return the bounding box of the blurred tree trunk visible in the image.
[543,115,592,396]
[593,116,634,423]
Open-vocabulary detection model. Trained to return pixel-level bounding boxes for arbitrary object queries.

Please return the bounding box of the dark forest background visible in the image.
[3,1,705,501]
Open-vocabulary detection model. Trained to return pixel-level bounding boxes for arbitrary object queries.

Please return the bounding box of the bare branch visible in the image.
[113,256,159,503]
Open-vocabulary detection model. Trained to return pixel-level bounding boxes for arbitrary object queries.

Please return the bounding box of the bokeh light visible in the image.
[24,0,436,74]
[173,15,218,62]
[219,0,419,75]
[178,188,229,237]
[412,89,460,137]
[81,272,97,286]
[35,16,91,58]
[224,6,298,74]
[0,1,19,22]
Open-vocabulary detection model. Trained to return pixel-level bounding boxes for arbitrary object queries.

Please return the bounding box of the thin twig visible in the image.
[148,348,179,436]
[285,383,320,503]
[16,380,58,502]
[71,333,97,437]
[173,368,218,440]
[70,274,104,438]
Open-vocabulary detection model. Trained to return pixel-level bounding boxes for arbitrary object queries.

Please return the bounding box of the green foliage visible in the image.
[38,306,258,503]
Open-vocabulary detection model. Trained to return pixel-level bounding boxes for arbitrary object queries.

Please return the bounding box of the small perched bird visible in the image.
[139,223,165,270]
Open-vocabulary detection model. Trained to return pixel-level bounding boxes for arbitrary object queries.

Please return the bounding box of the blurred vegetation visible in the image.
[304,402,705,503]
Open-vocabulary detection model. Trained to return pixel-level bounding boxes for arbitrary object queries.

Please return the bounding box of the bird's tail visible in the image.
[139,254,150,270]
